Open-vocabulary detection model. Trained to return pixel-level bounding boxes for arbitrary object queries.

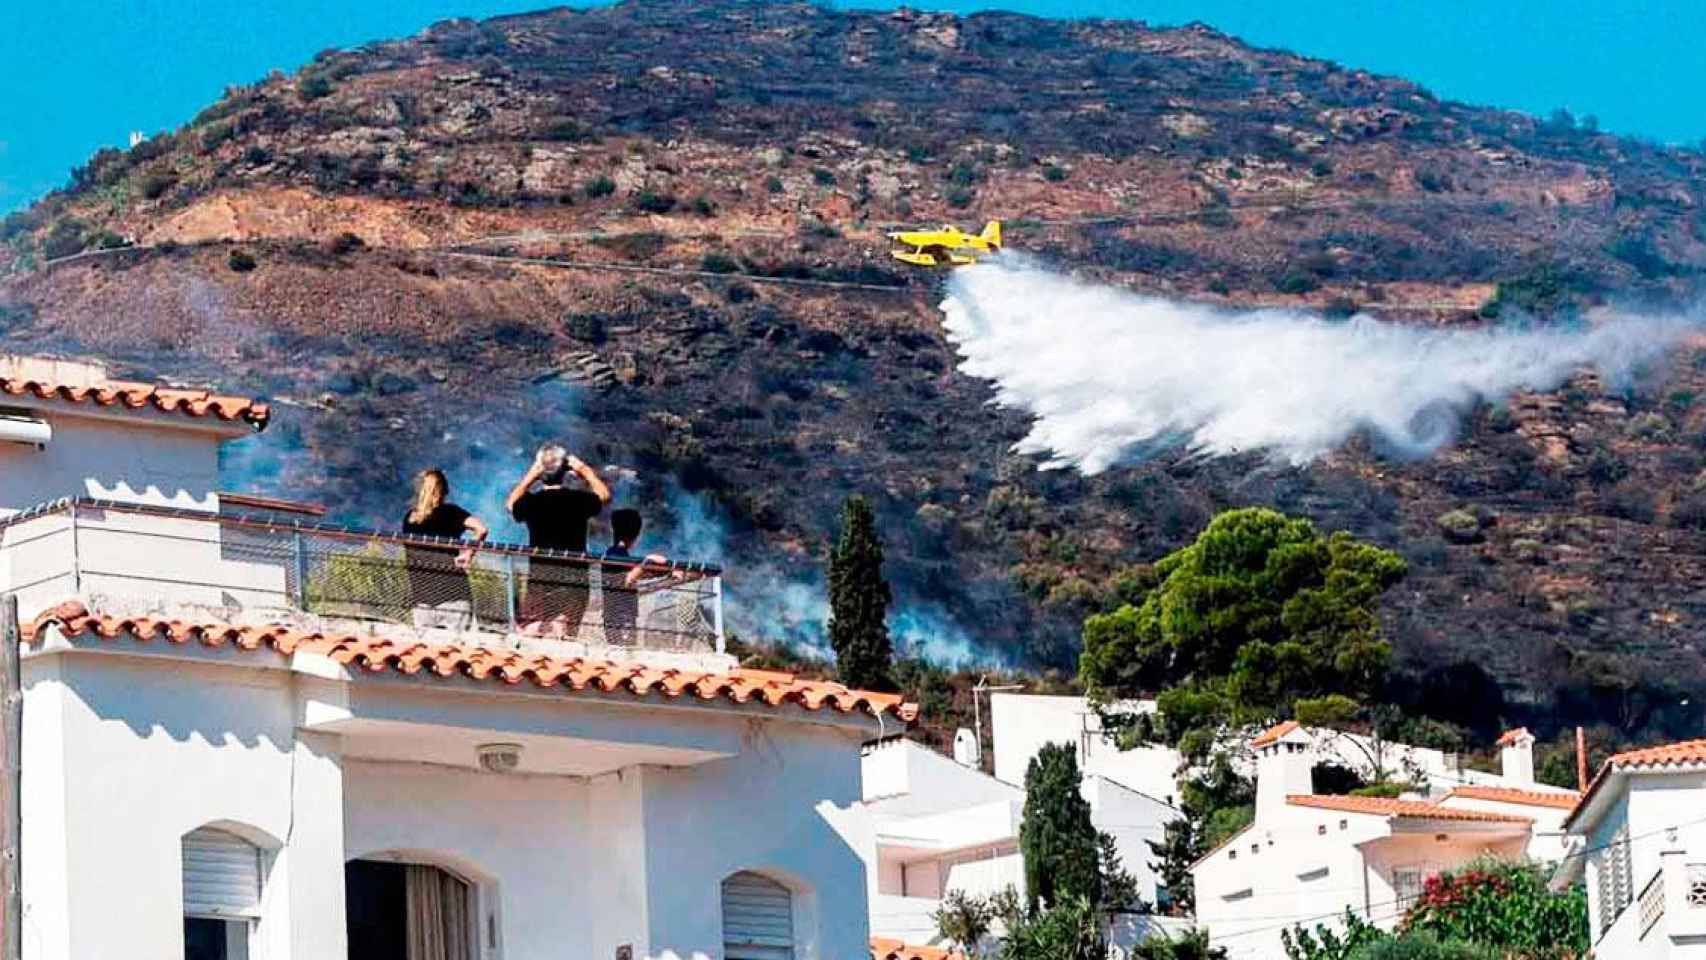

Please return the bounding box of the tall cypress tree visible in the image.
[1020,743,1102,913]
[828,495,895,692]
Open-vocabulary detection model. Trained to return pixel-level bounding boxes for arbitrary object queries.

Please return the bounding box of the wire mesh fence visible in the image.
[0,499,724,653]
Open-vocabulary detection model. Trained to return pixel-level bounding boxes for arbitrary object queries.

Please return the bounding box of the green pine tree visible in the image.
[1020,743,1102,912]
[828,495,895,691]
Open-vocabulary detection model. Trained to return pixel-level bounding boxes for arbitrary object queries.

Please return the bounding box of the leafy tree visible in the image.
[1284,908,1391,960]
[1135,927,1227,960]
[1399,861,1588,958]
[1145,752,1254,913]
[1000,896,1103,960]
[1020,743,1101,912]
[1082,508,1406,759]
[827,495,894,691]
[933,889,993,958]
[1348,934,1496,960]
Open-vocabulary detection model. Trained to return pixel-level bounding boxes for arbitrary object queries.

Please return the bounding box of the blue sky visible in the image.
[3,1,1703,215]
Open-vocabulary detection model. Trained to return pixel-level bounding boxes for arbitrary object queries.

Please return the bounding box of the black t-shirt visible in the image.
[512,488,603,553]
[402,503,472,539]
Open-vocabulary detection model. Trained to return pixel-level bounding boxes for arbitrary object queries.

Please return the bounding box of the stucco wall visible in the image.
[22,643,879,960]
[990,693,1180,805]
[0,411,224,515]
[642,721,871,960]
[1585,773,1706,958]
[1083,775,1176,905]
[20,651,344,959]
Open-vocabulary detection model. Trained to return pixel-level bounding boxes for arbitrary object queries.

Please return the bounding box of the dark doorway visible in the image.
[345,858,475,960]
[346,859,408,960]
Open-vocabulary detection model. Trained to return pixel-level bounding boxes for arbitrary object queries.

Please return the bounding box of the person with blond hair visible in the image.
[401,468,488,628]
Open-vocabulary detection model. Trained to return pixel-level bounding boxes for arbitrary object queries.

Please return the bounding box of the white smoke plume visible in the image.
[941,256,1697,472]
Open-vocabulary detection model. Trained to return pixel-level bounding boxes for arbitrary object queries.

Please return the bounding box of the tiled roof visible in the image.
[0,376,269,429]
[1250,719,1301,747]
[871,938,961,960]
[1496,726,1532,747]
[1603,738,1706,771]
[26,601,917,723]
[1445,786,1579,810]
[1566,738,1706,830]
[1286,794,1532,823]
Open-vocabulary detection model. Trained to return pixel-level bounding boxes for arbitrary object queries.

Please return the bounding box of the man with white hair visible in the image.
[505,443,612,634]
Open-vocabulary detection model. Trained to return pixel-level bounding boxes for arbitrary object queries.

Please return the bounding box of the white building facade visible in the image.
[1555,738,1706,959]
[2,356,915,960]
[1193,723,1543,960]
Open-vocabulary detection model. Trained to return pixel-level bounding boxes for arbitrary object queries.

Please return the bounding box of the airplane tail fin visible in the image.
[981,220,1002,248]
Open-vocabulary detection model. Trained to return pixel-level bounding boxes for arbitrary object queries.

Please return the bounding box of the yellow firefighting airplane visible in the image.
[887,220,1003,267]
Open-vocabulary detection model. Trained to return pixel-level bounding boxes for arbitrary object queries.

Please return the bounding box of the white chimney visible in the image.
[1254,723,1314,815]
[1498,727,1535,785]
[953,727,981,768]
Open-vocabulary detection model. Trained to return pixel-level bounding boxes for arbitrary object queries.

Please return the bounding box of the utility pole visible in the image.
[0,593,19,960]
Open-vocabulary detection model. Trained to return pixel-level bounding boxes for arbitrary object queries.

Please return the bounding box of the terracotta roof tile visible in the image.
[1286,794,1532,823]
[1445,786,1580,810]
[25,601,917,723]
[1496,727,1532,747]
[1604,738,1706,770]
[1250,719,1301,747]
[871,938,962,960]
[0,376,269,429]
[1567,738,1706,830]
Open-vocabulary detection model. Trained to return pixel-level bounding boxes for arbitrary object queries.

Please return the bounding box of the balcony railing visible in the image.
[0,497,724,655]
[1639,870,1664,938]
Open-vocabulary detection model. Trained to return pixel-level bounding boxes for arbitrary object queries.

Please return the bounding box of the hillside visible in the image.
[5,0,1706,744]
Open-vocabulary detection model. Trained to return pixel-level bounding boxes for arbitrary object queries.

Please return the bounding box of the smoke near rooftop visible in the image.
[941,256,1698,473]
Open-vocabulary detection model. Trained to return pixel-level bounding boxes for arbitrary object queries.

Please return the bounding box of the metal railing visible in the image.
[0,497,724,654]
[1639,869,1665,938]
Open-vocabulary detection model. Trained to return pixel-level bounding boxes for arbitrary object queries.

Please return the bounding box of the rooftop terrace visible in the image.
[1,496,726,667]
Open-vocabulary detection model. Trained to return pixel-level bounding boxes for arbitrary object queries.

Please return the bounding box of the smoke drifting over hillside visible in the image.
[942,257,1696,472]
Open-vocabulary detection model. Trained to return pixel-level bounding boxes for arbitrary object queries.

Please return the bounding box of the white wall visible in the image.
[641,722,871,960]
[1437,794,1573,862]
[0,410,226,515]
[1195,802,1532,960]
[1584,772,1706,959]
[990,694,1181,806]
[24,641,880,960]
[1084,775,1177,905]
[21,650,345,960]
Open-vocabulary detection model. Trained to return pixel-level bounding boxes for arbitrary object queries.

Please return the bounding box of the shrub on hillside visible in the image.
[630,189,676,214]
[582,175,617,199]
[40,219,86,260]
[299,74,335,101]
[227,249,257,272]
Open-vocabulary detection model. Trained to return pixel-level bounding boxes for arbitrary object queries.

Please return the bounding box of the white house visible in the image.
[848,736,1185,956]
[1193,722,1542,960]
[1553,737,1706,958]
[853,738,1026,945]
[987,694,1181,908]
[991,693,1180,806]
[1,355,919,960]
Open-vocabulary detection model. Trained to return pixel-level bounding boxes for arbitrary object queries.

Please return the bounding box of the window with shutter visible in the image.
[721,871,794,960]
[182,827,264,960]
[182,828,263,919]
